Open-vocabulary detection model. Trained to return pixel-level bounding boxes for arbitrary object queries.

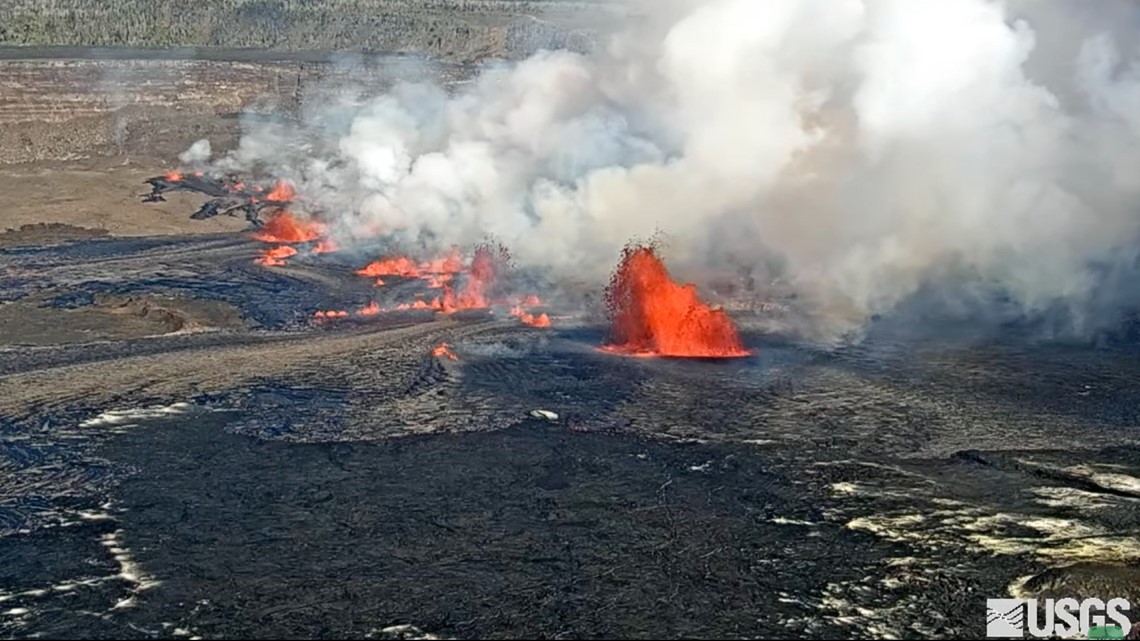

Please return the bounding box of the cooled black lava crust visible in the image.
[2,234,1140,639]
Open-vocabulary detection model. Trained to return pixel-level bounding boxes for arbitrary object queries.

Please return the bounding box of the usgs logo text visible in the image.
[986,598,1132,638]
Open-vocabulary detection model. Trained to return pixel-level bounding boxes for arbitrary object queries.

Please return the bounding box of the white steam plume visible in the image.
[210,0,1140,340]
[179,139,212,166]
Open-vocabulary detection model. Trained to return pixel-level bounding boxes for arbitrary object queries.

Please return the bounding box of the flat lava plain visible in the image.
[2,51,1140,641]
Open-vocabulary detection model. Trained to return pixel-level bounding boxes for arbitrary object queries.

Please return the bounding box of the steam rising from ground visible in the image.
[206,0,1140,340]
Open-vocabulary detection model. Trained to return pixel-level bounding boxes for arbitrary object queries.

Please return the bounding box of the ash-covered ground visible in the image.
[2,50,1140,641]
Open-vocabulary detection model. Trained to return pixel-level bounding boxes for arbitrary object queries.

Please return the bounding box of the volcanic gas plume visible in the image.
[183,0,1140,342]
[602,243,749,358]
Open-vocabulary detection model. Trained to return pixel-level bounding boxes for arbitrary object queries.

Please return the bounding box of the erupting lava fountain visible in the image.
[601,244,752,359]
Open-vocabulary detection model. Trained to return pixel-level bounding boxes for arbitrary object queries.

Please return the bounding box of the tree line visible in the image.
[0,0,602,60]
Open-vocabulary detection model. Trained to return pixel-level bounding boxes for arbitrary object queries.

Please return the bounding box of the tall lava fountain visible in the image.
[602,243,750,358]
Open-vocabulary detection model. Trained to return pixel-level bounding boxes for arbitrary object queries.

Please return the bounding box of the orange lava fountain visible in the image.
[265,179,296,202]
[601,244,750,358]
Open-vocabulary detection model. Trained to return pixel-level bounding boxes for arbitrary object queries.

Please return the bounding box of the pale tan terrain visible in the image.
[0,53,473,239]
[0,159,250,240]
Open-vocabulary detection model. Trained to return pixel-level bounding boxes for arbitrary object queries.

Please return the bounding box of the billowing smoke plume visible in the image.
[209,0,1140,340]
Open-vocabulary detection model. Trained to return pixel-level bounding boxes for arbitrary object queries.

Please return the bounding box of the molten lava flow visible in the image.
[423,274,452,289]
[256,245,298,267]
[314,309,350,321]
[357,300,381,316]
[356,248,462,288]
[356,256,421,278]
[265,179,296,202]
[440,243,507,312]
[510,306,551,328]
[164,170,183,182]
[601,244,750,358]
[355,244,503,313]
[252,211,326,243]
[432,343,458,361]
[374,278,386,287]
[395,298,439,311]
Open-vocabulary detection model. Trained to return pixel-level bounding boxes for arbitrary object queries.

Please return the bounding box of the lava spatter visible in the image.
[601,243,750,358]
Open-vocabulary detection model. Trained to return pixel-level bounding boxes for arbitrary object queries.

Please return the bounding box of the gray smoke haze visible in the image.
[208,0,1140,341]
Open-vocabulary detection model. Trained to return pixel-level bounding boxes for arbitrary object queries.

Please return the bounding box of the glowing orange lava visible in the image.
[255,245,298,266]
[423,274,452,289]
[252,211,327,244]
[395,298,440,311]
[356,247,462,288]
[356,256,422,278]
[164,170,183,182]
[357,300,381,316]
[601,244,750,358]
[432,342,458,361]
[440,243,507,312]
[354,243,506,314]
[510,306,551,328]
[421,247,463,274]
[265,179,296,202]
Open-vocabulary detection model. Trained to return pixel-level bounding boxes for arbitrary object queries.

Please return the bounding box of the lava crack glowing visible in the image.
[601,244,750,359]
